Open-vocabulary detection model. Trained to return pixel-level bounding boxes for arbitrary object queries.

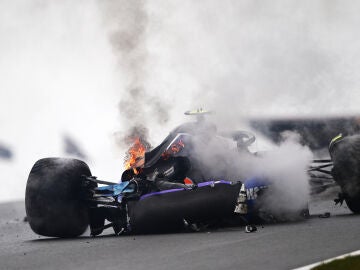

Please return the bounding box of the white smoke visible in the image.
[189,129,313,214]
[251,132,313,214]
[97,0,360,146]
[144,1,360,124]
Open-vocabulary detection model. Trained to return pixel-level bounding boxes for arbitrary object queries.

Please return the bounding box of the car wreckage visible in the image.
[25,110,360,238]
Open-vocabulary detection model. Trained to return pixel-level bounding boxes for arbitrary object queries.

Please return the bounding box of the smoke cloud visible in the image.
[99,1,360,214]
[144,1,360,124]
[189,129,313,216]
[99,0,170,149]
[100,1,360,144]
[253,132,313,215]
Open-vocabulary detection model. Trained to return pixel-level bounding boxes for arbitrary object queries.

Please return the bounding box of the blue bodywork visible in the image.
[96,181,136,197]
[96,178,270,214]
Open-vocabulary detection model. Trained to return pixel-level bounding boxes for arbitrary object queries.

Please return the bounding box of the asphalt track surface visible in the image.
[1,191,359,270]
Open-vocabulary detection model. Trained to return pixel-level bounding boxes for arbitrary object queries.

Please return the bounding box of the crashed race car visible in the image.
[25,110,360,238]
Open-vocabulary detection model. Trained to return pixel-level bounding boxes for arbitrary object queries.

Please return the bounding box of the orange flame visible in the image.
[124,137,146,174]
[161,139,185,160]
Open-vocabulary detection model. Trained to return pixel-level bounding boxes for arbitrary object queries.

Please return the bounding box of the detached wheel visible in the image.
[25,158,92,237]
[330,134,360,213]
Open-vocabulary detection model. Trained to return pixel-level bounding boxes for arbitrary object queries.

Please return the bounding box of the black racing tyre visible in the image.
[330,135,360,213]
[25,158,92,237]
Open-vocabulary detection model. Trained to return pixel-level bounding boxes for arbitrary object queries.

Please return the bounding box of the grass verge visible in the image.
[312,255,360,270]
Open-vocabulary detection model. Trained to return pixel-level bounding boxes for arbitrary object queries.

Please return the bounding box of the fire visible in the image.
[171,139,185,153]
[162,139,185,160]
[124,137,146,174]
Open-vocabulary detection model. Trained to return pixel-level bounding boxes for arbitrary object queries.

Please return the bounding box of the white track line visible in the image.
[292,250,360,270]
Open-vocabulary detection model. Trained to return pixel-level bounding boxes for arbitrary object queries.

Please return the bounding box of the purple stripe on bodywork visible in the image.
[140,180,234,200]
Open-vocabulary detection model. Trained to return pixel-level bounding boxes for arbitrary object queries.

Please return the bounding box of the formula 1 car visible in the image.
[25,112,360,238]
